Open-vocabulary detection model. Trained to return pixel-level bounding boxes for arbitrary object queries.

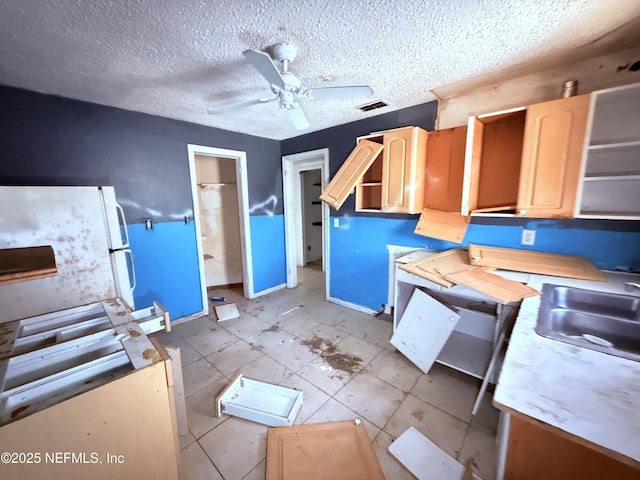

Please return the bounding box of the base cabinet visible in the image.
[0,360,180,480]
[499,414,639,480]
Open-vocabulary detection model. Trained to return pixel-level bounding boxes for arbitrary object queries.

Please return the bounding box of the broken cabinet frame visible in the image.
[393,251,520,414]
[0,297,170,426]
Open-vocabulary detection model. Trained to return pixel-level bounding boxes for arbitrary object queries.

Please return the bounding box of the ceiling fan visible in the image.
[207,43,374,130]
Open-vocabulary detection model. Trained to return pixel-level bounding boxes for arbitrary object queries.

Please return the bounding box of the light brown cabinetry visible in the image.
[423,126,467,212]
[503,414,639,480]
[319,139,383,210]
[320,126,427,214]
[518,94,590,217]
[462,94,590,217]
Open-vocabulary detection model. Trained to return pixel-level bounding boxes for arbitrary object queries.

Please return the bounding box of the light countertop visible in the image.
[493,271,640,466]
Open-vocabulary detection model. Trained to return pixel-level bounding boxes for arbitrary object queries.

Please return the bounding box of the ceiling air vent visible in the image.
[357,100,389,112]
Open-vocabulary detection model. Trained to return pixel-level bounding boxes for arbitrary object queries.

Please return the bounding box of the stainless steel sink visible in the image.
[535,284,640,361]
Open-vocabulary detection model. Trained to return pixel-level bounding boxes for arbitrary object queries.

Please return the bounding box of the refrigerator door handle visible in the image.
[115,202,130,249]
[124,249,136,292]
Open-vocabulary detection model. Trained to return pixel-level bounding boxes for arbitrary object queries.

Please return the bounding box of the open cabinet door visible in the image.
[390,288,460,373]
[319,139,383,210]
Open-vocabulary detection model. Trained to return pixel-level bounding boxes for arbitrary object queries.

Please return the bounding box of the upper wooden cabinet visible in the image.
[320,126,427,214]
[461,94,590,217]
[380,126,427,213]
[518,94,590,217]
[319,139,383,210]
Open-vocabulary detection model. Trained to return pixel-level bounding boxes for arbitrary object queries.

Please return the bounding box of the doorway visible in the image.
[187,145,253,316]
[282,149,330,293]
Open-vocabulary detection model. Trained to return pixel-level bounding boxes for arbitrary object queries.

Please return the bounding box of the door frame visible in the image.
[187,144,253,316]
[282,148,330,291]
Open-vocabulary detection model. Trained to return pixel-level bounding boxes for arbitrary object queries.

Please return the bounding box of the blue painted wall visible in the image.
[127,222,203,320]
[0,85,284,321]
[249,214,287,293]
[329,216,640,311]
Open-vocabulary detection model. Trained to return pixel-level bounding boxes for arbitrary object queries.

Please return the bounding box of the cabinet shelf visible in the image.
[436,330,493,379]
[583,174,640,181]
[587,139,640,150]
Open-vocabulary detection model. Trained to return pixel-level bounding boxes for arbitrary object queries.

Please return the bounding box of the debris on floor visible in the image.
[266,420,385,480]
[215,373,303,426]
[214,302,240,321]
[388,426,483,480]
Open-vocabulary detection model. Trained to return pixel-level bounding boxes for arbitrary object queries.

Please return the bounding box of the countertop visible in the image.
[493,271,640,466]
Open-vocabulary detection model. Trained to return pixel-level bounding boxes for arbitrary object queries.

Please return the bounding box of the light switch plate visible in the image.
[333,218,339,228]
[521,229,536,246]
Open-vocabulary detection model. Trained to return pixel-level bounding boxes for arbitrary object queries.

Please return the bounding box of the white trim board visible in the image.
[187,144,254,317]
[282,148,330,295]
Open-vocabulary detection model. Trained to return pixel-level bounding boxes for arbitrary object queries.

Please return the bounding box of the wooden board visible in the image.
[0,361,179,480]
[424,125,466,213]
[399,248,481,287]
[414,209,470,244]
[266,420,384,480]
[505,415,640,480]
[319,139,384,210]
[0,246,57,284]
[445,268,539,304]
[467,244,606,281]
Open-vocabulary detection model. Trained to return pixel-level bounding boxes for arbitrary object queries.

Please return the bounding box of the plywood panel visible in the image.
[414,209,470,243]
[266,420,384,480]
[0,361,179,480]
[319,140,384,210]
[518,94,590,217]
[505,415,640,480]
[0,246,57,284]
[424,126,467,212]
[399,248,477,286]
[468,244,605,281]
[445,268,539,304]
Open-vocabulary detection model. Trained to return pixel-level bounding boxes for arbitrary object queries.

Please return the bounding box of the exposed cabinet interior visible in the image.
[423,125,467,212]
[463,108,526,214]
[320,126,427,214]
[356,136,384,211]
[577,82,640,219]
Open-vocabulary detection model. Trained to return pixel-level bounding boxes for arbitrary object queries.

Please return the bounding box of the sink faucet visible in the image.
[624,282,640,293]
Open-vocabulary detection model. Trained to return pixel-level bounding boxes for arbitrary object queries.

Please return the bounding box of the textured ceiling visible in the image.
[1,0,640,140]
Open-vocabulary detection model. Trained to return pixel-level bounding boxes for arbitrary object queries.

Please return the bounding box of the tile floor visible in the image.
[155,265,500,480]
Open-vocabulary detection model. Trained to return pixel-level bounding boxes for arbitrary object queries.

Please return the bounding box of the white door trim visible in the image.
[282,148,330,293]
[187,144,253,316]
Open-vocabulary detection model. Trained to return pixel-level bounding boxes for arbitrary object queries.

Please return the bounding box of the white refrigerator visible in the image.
[0,186,136,323]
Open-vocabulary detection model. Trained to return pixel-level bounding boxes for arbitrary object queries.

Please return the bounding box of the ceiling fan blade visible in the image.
[207,97,276,114]
[303,85,373,101]
[288,105,310,130]
[243,49,285,89]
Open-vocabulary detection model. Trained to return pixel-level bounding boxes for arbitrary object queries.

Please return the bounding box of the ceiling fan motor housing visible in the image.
[272,43,297,63]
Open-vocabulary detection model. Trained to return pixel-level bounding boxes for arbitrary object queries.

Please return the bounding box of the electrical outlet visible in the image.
[333,218,339,228]
[521,229,536,246]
